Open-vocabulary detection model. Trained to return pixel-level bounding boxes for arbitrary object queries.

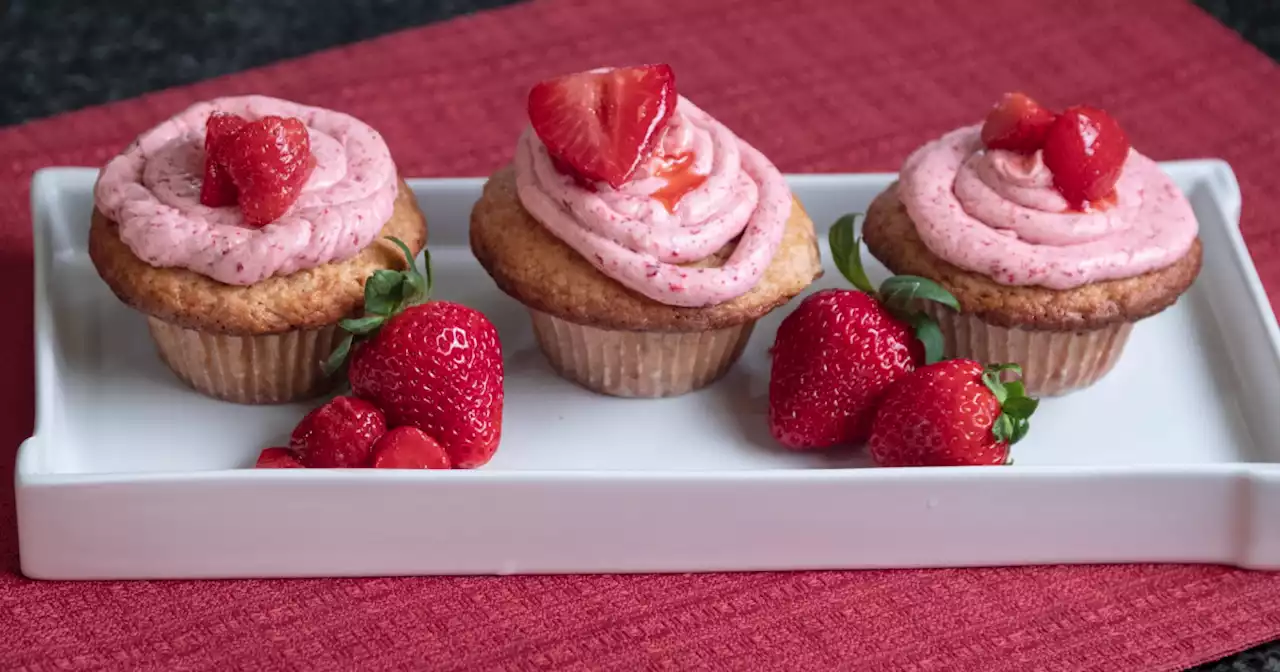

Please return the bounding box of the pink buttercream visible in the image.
[94,95,398,285]
[514,96,792,308]
[898,125,1198,290]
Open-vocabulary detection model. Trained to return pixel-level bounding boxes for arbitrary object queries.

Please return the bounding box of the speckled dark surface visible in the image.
[2,0,1278,670]
[0,0,523,126]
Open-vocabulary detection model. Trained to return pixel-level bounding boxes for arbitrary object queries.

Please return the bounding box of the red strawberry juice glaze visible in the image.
[514,96,792,308]
[93,95,397,286]
[898,125,1198,290]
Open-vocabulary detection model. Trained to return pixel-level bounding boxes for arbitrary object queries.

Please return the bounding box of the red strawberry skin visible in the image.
[528,64,676,188]
[255,447,303,469]
[289,396,386,468]
[768,289,922,450]
[349,301,504,469]
[224,115,315,226]
[868,359,1007,467]
[1042,106,1131,210]
[371,427,451,469]
[980,92,1057,154]
[199,112,248,207]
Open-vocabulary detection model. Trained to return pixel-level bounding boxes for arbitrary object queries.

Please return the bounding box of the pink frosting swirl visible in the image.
[898,125,1198,289]
[94,95,398,285]
[514,97,792,307]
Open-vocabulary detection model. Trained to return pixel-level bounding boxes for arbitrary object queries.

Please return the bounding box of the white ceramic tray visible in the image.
[18,162,1280,580]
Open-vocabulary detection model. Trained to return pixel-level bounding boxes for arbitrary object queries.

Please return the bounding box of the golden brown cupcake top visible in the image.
[94,96,402,286]
[470,165,822,332]
[864,183,1202,331]
[89,180,427,335]
[511,64,818,315]
[895,120,1198,292]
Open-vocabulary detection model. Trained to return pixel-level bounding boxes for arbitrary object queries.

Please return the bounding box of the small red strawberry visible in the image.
[254,446,304,468]
[980,92,1057,154]
[224,115,315,226]
[371,427,452,469]
[289,395,386,468]
[768,215,959,450]
[869,359,1039,467]
[528,63,676,188]
[324,239,504,469]
[1041,105,1130,210]
[199,112,248,207]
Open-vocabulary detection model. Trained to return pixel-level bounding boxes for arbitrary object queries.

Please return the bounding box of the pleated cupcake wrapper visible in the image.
[147,317,341,405]
[528,309,755,398]
[920,304,1134,397]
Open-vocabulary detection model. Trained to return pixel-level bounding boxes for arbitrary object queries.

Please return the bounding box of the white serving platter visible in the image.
[17,162,1280,580]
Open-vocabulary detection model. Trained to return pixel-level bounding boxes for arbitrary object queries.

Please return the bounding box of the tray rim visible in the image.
[19,161,1280,578]
[18,161,1280,489]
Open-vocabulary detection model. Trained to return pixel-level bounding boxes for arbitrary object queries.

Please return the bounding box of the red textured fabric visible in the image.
[1,0,1279,670]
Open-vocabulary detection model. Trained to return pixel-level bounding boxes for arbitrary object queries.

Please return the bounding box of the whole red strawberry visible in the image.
[1042,105,1130,210]
[325,239,504,469]
[869,359,1039,467]
[371,427,452,469]
[770,290,918,448]
[528,63,676,188]
[223,115,316,226]
[768,215,959,450]
[980,92,1057,154]
[289,395,386,468]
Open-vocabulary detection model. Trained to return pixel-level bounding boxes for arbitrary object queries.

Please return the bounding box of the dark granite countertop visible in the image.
[1,1,1278,670]
[0,0,520,127]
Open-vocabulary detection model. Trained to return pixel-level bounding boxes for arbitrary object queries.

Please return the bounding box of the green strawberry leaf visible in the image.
[981,363,1037,447]
[827,214,876,294]
[1004,380,1027,401]
[1009,419,1031,445]
[389,236,430,306]
[905,312,946,365]
[421,247,433,300]
[878,275,961,314]
[323,235,432,378]
[992,414,1014,444]
[981,370,1007,403]
[364,269,404,316]
[322,333,354,377]
[1002,396,1039,419]
[339,315,386,336]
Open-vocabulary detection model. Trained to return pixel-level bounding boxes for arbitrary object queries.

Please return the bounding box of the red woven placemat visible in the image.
[2,0,1279,670]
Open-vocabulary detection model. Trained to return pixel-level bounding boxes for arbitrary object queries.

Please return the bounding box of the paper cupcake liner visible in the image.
[921,304,1134,397]
[146,317,342,404]
[528,310,755,398]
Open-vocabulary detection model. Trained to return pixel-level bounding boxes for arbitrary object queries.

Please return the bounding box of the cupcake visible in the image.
[90,95,426,404]
[862,93,1201,396]
[470,64,822,398]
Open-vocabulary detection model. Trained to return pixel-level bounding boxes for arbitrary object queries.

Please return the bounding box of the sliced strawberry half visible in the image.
[980,92,1057,154]
[1042,105,1131,210]
[371,426,451,469]
[527,64,676,189]
[199,112,249,207]
[224,116,315,227]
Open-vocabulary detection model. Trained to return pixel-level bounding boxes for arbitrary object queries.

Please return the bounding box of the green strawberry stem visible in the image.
[321,236,431,376]
[828,213,960,364]
[980,363,1039,447]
